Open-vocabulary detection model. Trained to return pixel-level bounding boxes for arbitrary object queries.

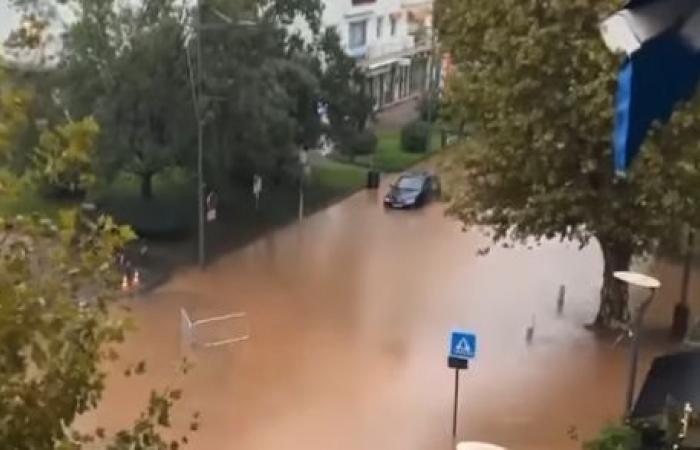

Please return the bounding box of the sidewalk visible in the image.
[373,98,420,131]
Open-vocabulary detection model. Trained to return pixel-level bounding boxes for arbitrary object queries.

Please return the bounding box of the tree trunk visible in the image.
[140,172,154,200]
[594,239,633,328]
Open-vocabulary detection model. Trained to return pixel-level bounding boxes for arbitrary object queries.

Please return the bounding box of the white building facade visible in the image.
[318,0,434,110]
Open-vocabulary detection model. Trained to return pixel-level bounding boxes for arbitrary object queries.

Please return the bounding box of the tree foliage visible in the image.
[199,5,323,184]
[583,423,642,450]
[0,60,194,449]
[437,0,700,326]
[32,116,99,196]
[57,0,193,199]
[319,28,374,156]
[10,0,370,192]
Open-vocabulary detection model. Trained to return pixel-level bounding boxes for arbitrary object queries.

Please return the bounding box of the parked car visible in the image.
[383,171,440,209]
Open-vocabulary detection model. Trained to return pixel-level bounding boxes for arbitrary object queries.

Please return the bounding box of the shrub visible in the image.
[339,129,377,158]
[401,120,431,154]
[97,172,194,239]
[101,196,192,239]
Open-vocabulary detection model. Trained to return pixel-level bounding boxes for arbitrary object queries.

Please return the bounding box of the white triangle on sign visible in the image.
[456,338,472,355]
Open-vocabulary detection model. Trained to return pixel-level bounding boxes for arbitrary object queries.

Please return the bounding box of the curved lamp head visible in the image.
[456,443,507,450]
[614,271,661,290]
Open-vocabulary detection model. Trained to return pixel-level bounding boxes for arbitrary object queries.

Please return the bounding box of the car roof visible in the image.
[399,171,431,179]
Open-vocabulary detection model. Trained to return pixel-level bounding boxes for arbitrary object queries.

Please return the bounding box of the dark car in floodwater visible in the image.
[383,171,440,209]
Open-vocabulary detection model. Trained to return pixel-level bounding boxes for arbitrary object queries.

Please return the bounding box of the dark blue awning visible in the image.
[606,0,700,174]
[614,30,700,173]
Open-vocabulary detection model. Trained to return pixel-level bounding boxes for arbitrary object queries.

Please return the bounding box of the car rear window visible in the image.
[396,176,423,190]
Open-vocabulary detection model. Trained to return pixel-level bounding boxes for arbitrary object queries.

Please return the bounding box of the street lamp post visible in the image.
[190,3,257,268]
[195,0,206,269]
[298,149,309,222]
[613,271,661,417]
[426,5,438,151]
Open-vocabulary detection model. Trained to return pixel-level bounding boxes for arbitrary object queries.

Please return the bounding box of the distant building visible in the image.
[312,0,436,111]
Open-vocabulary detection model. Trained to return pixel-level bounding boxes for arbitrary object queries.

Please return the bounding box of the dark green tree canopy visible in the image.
[437,0,700,326]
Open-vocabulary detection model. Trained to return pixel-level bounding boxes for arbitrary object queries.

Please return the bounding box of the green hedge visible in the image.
[340,129,378,157]
[101,196,192,238]
[401,120,431,154]
[97,171,195,239]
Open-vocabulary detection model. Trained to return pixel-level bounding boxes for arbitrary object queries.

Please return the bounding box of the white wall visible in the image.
[292,0,412,59]
[0,3,20,59]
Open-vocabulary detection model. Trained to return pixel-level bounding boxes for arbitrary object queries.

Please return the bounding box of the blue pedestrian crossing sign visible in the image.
[449,331,476,360]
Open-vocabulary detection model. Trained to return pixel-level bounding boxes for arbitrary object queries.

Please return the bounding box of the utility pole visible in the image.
[298,149,308,222]
[426,5,438,150]
[196,0,206,268]
[612,271,660,417]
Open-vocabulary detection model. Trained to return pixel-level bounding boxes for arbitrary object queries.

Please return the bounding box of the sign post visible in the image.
[298,150,309,222]
[448,330,477,441]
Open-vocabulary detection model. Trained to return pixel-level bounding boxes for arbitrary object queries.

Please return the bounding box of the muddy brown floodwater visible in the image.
[81,183,691,450]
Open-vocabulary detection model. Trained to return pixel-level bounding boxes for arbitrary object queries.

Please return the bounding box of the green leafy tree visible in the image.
[198,0,325,184]
[437,0,700,326]
[0,73,30,159]
[32,117,99,196]
[0,65,32,194]
[58,0,193,199]
[0,62,195,449]
[319,28,374,157]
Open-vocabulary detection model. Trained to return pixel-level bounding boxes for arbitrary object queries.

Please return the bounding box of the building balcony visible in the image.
[358,35,430,65]
[400,0,432,7]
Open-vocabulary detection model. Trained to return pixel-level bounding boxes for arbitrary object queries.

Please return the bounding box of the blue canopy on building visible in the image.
[602,0,700,174]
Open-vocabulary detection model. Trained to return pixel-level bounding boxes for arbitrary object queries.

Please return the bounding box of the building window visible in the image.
[376,16,383,39]
[390,15,398,36]
[349,20,367,49]
[352,0,376,4]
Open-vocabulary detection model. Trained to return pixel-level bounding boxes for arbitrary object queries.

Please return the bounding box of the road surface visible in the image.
[84,183,684,449]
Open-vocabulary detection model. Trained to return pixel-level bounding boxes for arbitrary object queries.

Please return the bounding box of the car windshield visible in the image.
[395,176,423,190]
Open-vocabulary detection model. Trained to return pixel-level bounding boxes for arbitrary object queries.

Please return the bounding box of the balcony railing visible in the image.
[400,0,432,6]
[365,36,417,61]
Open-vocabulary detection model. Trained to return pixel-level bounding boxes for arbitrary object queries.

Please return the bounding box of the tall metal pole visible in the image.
[298,180,304,222]
[426,5,438,149]
[298,151,307,223]
[625,290,655,416]
[452,368,460,440]
[196,0,206,268]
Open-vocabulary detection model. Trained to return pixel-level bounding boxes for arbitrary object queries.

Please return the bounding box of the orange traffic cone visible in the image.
[121,275,129,291]
[132,270,140,287]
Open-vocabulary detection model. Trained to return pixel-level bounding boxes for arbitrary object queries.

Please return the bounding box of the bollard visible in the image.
[526,315,536,343]
[557,285,566,315]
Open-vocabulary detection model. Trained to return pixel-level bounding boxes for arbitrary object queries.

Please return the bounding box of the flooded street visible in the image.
[87,185,687,450]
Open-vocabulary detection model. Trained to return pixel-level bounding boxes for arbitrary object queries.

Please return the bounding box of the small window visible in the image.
[349,20,368,49]
[390,15,398,36]
[376,16,383,39]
